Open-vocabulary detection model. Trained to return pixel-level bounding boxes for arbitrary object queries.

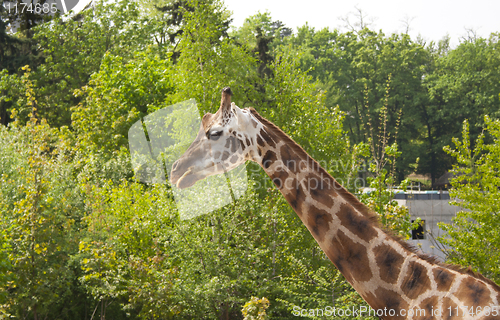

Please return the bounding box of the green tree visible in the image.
[242,296,270,320]
[71,50,175,154]
[0,69,82,318]
[0,0,50,74]
[0,68,23,125]
[5,0,154,127]
[283,27,430,181]
[0,4,24,73]
[153,0,233,62]
[261,46,355,190]
[440,117,500,284]
[355,78,420,239]
[0,66,131,319]
[423,34,500,183]
[168,0,260,112]
[230,12,292,94]
[79,181,177,319]
[0,225,12,317]
[231,11,291,52]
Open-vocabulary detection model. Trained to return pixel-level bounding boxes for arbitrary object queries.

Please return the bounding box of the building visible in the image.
[394,191,464,261]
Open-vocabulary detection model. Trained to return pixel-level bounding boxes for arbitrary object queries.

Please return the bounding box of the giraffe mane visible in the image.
[248,107,500,290]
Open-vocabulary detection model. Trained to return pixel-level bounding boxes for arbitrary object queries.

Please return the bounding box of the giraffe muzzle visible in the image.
[171,168,198,189]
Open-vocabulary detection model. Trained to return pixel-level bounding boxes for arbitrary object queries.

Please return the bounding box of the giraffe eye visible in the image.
[207,130,223,141]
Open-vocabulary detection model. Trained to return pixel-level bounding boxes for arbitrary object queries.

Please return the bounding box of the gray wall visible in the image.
[395,197,463,261]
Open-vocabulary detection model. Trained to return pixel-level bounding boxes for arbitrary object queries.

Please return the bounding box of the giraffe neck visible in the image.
[252,116,394,302]
[248,109,500,318]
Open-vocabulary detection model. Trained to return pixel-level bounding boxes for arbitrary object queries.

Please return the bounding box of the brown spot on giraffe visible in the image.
[455,277,492,308]
[272,166,289,190]
[283,180,307,213]
[221,151,230,161]
[224,136,239,153]
[250,118,258,128]
[280,144,300,174]
[327,230,372,283]
[400,260,431,299]
[336,203,378,242]
[272,177,282,189]
[260,129,276,148]
[262,150,277,169]
[299,160,308,171]
[433,267,456,292]
[418,296,439,320]
[373,243,404,284]
[303,172,334,208]
[363,287,409,319]
[230,155,238,164]
[306,205,333,242]
[256,135,265,148]
[441,297,460,320]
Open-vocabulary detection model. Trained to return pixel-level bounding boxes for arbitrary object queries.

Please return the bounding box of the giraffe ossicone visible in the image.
[170,87,500,320]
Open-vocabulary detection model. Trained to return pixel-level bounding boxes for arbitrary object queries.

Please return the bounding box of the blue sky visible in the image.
[224,0,500,47]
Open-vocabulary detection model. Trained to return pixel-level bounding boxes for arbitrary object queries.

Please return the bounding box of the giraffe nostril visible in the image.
[172,160,179,171]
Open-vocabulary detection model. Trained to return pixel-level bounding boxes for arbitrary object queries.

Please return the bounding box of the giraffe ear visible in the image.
[220,87,233,121]
[202,112,215,134]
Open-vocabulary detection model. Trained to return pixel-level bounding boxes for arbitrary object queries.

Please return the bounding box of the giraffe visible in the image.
[170,87,500,319]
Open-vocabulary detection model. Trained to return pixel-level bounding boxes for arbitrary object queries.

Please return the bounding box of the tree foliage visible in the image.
[79,181,177,319]
[422,34,500,182]
[72,51,174,154]
[242,296,270,320]
[283,26,430,181]
[440,117,500,283]
[0,83,86,318]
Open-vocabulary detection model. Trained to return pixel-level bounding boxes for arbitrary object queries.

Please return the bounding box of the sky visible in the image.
[224,0,500,47]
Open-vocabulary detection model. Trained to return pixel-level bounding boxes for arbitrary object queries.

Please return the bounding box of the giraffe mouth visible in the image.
[172,168,201,189]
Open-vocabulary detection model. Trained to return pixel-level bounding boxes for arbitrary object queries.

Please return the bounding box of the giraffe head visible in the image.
[170,87,258,189]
